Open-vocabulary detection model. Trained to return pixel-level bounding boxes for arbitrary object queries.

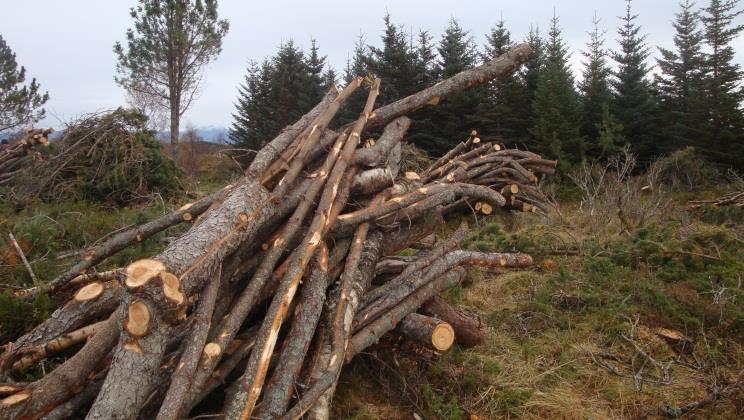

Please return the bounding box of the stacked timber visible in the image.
[0,43,548,420]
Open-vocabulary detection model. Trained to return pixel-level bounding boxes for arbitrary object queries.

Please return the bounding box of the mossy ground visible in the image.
[334,194,743,419]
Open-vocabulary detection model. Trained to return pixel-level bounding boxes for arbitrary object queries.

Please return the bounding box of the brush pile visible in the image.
[690,190,744,208]
[7,109,180,203]
[0,43,554,420]
[0,128,51,186]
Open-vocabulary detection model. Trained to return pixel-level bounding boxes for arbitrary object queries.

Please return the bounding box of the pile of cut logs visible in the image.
[0,128,51,186]
[0,43,554,419]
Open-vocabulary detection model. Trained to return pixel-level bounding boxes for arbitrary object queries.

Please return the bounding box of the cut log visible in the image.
[397,313,455,352]
[420,295,485,348]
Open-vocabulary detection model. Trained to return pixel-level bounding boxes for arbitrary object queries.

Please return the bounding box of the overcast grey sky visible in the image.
[1,0,742,129]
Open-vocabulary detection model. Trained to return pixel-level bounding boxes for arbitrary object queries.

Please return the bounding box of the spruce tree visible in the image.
[0,35,49,132]
[366,14,418,104]
[437,18,477,78]
[518,26,545,147]
[230,40,327,157]
[478,19,530,143]
[412,30,437,90]
[612,0,658,160]
[306,38,328,104]
[229,59,276,153]
[338,34,371,125]
[406,30,440,150]
[701,0,744,167]
[579,14,617,158]
[655,0,707,154]
[530,13,584,165]
[413,18,480,156]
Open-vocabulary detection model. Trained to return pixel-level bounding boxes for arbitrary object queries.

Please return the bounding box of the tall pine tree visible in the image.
[230,41,326,157]
[701,0,744,168]
[366,14,418,104]
[306,38,329,104]
[478,19,530,143]
[612,0,658,160]
[655,0,707,154]
[230,59,276,152]
[579,14,617,158]
[521,26,546,139]
[414,17,480,155]
[530,13,584,165]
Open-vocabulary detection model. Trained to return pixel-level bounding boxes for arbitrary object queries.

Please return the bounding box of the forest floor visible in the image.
[0,153,742,419]
[334,188,744,419]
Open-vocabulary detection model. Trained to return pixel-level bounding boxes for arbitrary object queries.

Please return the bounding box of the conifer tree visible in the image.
[114,0,229,149]
[0,35,49,132]
[519,26,545,143]
[530,13,583,164]
[701,0,744,167]
[306,38,328,104]
[612,0,657,159]
[479,19,530,142]
[523,27,545,102]
[655,0,707,153]
[230,40,327,156]
[366,14,418,104]
[412,30,437,90]
[413,17,480,156]
[579,14,616,158]
[406,29,440,150]
[230,60,275,152]
[338,34,371,125]
[270,41,315,126]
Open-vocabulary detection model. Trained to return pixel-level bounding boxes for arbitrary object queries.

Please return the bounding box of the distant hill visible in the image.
[158,126,230,144]
[3,126,231,144]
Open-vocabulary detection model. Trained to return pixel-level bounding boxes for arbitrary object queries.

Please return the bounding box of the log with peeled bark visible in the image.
[397,313,455,352]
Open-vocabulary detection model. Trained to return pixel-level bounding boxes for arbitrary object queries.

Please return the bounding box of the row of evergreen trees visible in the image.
[230,0,744,169]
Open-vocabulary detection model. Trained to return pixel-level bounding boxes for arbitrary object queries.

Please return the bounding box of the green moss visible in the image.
[495,388,533,416]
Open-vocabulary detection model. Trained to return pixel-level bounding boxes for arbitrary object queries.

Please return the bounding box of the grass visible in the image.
[0,148,740,418]
[333,192,744,419]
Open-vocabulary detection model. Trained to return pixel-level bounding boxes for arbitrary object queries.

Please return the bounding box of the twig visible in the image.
[8,233,41,287]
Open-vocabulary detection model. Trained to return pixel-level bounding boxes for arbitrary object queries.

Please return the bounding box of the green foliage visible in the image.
[530,14,584,166]
[701,0,744,168]
[579,15,616,159]
[420,382,464,420]
[654,0,708,156]
[13,109,181,203]
[230,40,330,156]
[114,0,229,145]
[477,19,531,144]
[612,0,658,161]
[495,388,533,416]
[0,292,53,343]
[0,35,49,132]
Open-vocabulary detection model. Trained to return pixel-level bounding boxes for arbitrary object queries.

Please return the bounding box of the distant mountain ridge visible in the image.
[2,126,231,144]
[158,126,230,143]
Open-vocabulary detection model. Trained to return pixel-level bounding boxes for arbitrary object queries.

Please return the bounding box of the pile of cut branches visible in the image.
[0,128,51,186]
[9,109,180,203]
[0,44,552,420]
[690,190,744,208]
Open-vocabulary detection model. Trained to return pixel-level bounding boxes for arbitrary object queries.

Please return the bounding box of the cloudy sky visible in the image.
[1,0,742,130]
